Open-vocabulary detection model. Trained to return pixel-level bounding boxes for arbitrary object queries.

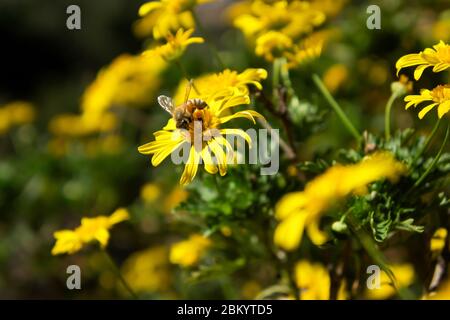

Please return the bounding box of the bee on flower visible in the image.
[138,70,266,185]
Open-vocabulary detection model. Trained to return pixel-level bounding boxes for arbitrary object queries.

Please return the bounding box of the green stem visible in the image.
[413,122,449,188]
[413,118,442,164]
[192,10,225,69]
[312,74,362,141]
[279,58,295,98]
[384,93,397,141]
[102,249,139,299]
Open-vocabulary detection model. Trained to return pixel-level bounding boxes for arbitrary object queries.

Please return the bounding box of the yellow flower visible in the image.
[430,228,448,254]
[365,264,415,300]
[404,84,450,119]
[135,0,211,39]
[164,186,189,213]
[274,152,407,251]
[396,41,450,80]
[295,260,330,300]
[138,92,264,185]
[323,63,348,93]
[51,208,130,255]
[255,31,293,61]
[140,183,162,203]
[169,234,211,267]
[143,28,204,61]
[49,113,117,137]
[232,0,325,40]
[82,54,167,117]
[424,278,450,299]
[0,101,35,134]
[173,68,267,104]
[284,31,326,68]
[121,246,171,293]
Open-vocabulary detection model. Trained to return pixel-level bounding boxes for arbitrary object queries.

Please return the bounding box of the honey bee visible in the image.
[158,80,208,129]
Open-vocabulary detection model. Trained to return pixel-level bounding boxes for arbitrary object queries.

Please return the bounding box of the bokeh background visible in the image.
[0,0,449,298]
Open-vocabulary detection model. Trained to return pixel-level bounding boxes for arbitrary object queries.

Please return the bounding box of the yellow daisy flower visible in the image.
[143,28,204,61]
[404,84,450,119]
[294,260,348,300]
[169,234,211,267]
[396,41,450,80]
[51,208,130,255]
[173,68,267,105]
[232,0,325,40]
[274,152,407,251]
[135,0,211,39]
[138,94,264,185]
[0,101,35,135]
[82,54,167,116]
[430,228,448,254]
[255,31,293,62]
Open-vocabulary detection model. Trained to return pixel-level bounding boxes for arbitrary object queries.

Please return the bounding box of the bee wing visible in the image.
[157,95,175,115]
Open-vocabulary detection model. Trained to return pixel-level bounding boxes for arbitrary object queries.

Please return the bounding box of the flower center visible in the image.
[432,85,450,103]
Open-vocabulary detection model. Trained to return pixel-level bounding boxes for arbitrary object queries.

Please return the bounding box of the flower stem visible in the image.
[102,249,139,299]
[312,74,362,141]
[192,10,225,69]
[413,122,449,189]
[413,118,442,165]
[384,93,397,141]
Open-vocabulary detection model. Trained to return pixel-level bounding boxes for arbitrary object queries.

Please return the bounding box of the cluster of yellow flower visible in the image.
[135,0,212,39]
[0,101,35,135]
[50,54,167,139]
[229,0,344,68]
[274,152,407,251]
[396,41,450,119]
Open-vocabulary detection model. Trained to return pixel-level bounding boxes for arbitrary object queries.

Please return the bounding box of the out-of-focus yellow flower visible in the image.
[0,101,35,134]
[365,264,415,299]
[140,183,162,203]
[135,0,211,39]
[430,228,448,254]
[144,28,204,61]
[51,208,129,255]
[424,278,450,299]
[396,41,450,80]
[49,113,117,137]
[284,31,326,68]
[82,54,166,117]
[310,0,347,18]
[295,260,330,299]
[232,0,325,40]
[173,68,267,104]
[170,234,211,267]
[164,186,188,212]
[294,260,348,300]
[404,84,450,119]
[138,90,264,185]
[274,152,407,251]
[255,31,293,61]
[121,246,171,293]
[323,64,349,93]
[432,18,450,42]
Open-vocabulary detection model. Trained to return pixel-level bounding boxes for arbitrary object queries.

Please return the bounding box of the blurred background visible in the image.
[0,0,449,298]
